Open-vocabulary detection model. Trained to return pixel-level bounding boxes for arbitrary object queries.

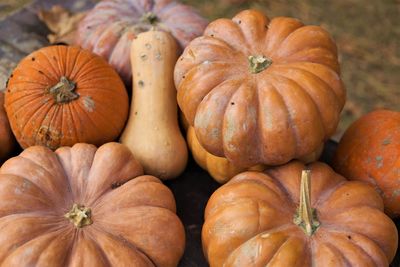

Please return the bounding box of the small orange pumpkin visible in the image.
[5,45,129,150]
[0,142,185,266]
[175,9,346,168]
[202,161,398,266]
[333,109,400,217]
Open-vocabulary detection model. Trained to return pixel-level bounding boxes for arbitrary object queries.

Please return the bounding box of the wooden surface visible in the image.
[0,1,399,266]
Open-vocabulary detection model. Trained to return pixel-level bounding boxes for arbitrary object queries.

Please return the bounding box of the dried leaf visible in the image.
[38,5,86,45]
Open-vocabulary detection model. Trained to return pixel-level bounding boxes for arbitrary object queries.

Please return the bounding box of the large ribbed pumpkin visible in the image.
[0,91,15,161]
[5,45,129,150]
[77,0,207,83]
[333,109,400,217]
[175,9,346,167]
[0,142,185,266]
[202,161,398,266]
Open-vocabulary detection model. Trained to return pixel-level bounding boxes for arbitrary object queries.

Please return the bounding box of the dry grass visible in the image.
[182,0,400,139]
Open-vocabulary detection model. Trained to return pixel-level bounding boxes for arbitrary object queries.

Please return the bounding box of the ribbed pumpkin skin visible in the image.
[187,126,265,184]
[0,91,15,161]
[5,45,129,150]
[77,0,207,83]
[0,142,185,266]
[333,110,400,217]
[175,9,346,168]
[202,161,398,267]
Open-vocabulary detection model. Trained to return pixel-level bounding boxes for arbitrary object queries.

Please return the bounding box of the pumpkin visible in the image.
[5,45,129,150]
[0,142,185,266]
[0,91,15,161]
[202,161,398,266]
[188,126,325,183]
[175,9,346,168]
[333,109,400,217]
[187,126,265,183]
[77,0,207,83]
[120,31,187,180]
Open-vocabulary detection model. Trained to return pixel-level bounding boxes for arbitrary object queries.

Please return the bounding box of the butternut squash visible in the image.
[121,30,188,180]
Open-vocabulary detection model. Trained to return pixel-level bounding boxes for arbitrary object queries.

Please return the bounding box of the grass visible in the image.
[181,0,400,139]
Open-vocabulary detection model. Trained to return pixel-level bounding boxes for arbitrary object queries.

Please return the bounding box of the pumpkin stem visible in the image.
[248,55,272,74]
[49,76,79,104]
[293,170,320,236]
[141,12,159,25]
[64,204,93,228]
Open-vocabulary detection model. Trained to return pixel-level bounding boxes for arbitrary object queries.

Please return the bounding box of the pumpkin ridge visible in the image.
[40,104,62,149]
[28,54,58,82]
[32,104,58,148]
[324,231,381,266]
[271,72,327,134]
[274,63,342,107]
[323,229,387,265]
[19,102,54,145]
[269,81,300,157]
[74,98,121,135]
[13,156,67,205]
[37,49,63,80]
[321,241,352,266]
[89,224,157,267]
[225,231,290,265]
[220,80,256,161]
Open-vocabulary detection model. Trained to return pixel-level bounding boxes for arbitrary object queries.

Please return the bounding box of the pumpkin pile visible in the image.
[0,0,398,266]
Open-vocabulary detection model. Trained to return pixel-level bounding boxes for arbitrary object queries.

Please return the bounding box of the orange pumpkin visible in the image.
[0,91,15,161]
[333,109,400,217]
[5,45,128,150]
[203,161,398,266]
[175,9,346,168]
[187,126,265,183]
[0,142,185,266]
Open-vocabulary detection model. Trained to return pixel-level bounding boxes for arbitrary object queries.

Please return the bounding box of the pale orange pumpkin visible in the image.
[0,142,185,266]
[203,161,398,266]
[5,45,129,150]
[175,9,346,168]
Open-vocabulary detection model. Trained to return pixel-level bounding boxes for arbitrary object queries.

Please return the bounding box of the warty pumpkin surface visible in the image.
[77,0,207,83]
[0,91,15,161]
[0,142,185,266]
[202,161,398,267]
[333,109,400,218]
[5,45,129,150]
[175,9,346,167]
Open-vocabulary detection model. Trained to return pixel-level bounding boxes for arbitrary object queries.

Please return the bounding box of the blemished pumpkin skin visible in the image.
[0,91,15,161]
[77,0,207,83]
[187,126,323,184]
[5,45,129,150]
[333,110,400,218]
[0,142,185,266]
[175,9,346,168]
[202,161,398,267]
[120,31,188,180]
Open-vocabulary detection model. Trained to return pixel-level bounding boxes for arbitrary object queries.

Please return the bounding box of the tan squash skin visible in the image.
[0,142,185,266]
[0,91,15,161]
[202,161,398,267]
[121,31,188,180]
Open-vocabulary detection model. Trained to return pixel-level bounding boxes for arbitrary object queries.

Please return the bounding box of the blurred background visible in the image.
[0,0,399,139]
